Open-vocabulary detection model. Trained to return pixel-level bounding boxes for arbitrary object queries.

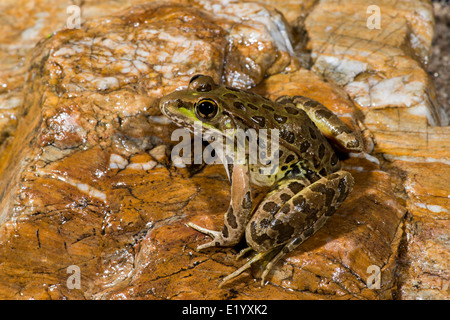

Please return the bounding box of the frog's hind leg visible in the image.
[217,177,309,288]
[248,170,355,285]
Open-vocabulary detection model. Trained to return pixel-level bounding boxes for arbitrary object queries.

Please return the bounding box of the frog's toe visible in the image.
[187,222,224,250]
[236,247,252,260]
[196,241,220,251]
[219,252,268,289]
[187,222,219,238]
[260,267,272,286]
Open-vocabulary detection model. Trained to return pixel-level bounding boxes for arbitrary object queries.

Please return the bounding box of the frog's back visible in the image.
[219,88,341,179]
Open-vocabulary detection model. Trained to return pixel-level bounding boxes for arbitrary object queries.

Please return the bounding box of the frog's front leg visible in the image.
[188,163,253,251]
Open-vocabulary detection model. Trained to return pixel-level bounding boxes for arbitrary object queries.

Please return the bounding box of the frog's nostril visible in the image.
[176,99,183,108]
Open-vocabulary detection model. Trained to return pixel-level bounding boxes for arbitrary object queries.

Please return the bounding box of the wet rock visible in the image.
[305,0,447,127]
[0,0,448,300]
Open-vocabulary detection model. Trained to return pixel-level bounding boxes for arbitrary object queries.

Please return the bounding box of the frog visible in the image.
[159,74,363,287]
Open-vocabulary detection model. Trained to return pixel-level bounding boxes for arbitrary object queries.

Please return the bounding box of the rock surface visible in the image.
[0,0,448,300]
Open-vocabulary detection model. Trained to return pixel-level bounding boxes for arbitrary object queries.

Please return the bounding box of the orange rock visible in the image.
[0,0,447,301]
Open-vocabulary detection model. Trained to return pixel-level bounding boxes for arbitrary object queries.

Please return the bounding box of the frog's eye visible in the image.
[195,99,218,121]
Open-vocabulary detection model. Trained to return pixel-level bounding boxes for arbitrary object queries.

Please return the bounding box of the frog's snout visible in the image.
[159,91,196,126]
[159,93,179,116]
[158,95,170,115]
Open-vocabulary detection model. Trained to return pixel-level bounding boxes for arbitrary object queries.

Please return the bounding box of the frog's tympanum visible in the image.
[159,75,363,287]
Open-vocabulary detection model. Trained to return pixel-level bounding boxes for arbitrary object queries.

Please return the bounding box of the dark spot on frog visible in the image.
[288,181,304,194]
[233,101,246,111]
[292,236,303,245]
[285,154,295,163]
[222,224,229,238]
[227,207,238,229]
[303,226,314,237]
[293,195,318,219]
[275,96,291,104]
[227,163,233,179]
[280,193,292,203]
[310,183,336,207]
[242,191,252,209]
[247,103,258,111]
[313,157,321,169]
[290,164,301,176]
[259,218,272,229]
[280,204,290,214]
[262,201,280,216]
[274,114,287,124]
[292,195,306,209]
[285,106,299,115]
[262,104,274,111]
[251,115,266,127]
[319,168,327,176]
[305,168,320,183]
[270,219,294,244]
[224,93,238,99]
[325,205,337,216]
[300,140,311,153]
[281,165,288,171]
[280,130,295,143]
[302,99,318,109]
[315,109,334,120]
[278,149,284,158]
[250,221,271,244]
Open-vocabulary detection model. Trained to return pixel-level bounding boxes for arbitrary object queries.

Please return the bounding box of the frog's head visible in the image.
[159,75,237,135]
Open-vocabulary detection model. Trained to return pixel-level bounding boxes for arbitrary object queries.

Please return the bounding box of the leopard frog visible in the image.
[159,75,363,287]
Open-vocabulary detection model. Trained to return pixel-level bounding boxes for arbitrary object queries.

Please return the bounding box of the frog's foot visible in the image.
[220,247,288,288]
[218,251,271,289]
[259,236,307,286]
[188,221,245,250]
[246,171,355,286]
